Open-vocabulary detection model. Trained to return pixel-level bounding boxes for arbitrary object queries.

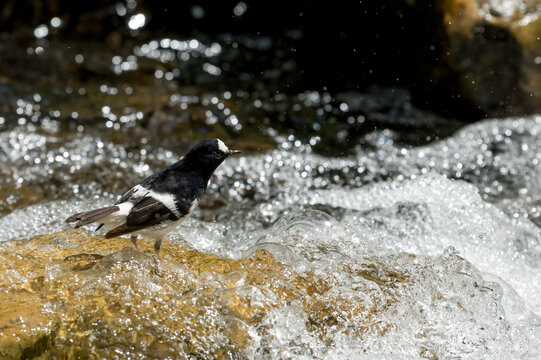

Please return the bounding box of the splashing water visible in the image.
[1,114,541,358]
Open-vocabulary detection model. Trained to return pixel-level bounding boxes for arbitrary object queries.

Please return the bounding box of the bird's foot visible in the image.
[130,235,138,249]
[154,239,163,257]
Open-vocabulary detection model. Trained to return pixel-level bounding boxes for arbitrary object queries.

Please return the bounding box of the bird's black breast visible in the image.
[144,169,206,201]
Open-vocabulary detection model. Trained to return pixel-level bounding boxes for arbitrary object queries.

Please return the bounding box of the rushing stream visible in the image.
[1,7,541,358]
[1,114,540,358]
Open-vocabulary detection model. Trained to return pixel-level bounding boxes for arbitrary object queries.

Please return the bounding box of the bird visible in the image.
[66,138,241,255]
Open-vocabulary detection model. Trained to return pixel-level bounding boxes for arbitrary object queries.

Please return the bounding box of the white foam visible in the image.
[2,115,541,358]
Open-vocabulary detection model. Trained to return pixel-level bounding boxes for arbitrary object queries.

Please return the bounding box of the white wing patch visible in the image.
[217,139,229,153]
[100,202,133,229]
[133,185,181,218]
[116,202,134,216]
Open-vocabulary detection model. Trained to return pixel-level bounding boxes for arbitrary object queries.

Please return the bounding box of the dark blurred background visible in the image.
[0,0,540,165]
[2,0,540,118]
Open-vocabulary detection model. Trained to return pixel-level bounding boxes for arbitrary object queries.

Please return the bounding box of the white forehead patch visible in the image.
[217,139,229,153]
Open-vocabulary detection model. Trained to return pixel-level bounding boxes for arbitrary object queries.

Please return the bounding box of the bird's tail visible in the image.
[65,206,120,228]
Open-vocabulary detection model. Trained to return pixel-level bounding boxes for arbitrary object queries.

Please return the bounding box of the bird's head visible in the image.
[184,138,241,172]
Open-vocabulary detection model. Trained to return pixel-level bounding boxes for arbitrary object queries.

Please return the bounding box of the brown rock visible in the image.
[0,230,404,359]
[440,0,541,115]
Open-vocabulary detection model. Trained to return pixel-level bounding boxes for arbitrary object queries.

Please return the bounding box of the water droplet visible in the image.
[128,13,146,30]
[33,25,48,39]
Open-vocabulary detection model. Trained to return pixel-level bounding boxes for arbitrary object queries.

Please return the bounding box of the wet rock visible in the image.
[440,0,541,116]
[1,197,540,358]
[0,216,538,358]
[0,229,405,359]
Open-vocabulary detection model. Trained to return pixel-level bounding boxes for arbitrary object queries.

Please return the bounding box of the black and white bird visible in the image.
[66,138,240,255]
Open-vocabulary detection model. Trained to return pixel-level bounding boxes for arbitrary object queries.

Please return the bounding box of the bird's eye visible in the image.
[213,151,221,157]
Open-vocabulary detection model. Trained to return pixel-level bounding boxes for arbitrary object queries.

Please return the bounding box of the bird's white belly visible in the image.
[135,218,185,240]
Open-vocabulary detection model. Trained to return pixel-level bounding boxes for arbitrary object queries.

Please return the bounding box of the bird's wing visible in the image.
[66,206,120,227]
[115,186,138,205]
[114,170,164,205]
[104,196,179,238]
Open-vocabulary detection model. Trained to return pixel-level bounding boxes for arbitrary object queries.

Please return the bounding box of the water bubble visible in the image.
[160,38,171,48]
[115,2,127,16]
[189,39,200,49]
[33,25,48,39]
[128,13,146,30]
[112,56,122,65]
[50,17,62,28]
[191,5,205,19]
[233,1,248,16]
[202,63,221,76]
[126,0,137,9]
[210,43,222,55]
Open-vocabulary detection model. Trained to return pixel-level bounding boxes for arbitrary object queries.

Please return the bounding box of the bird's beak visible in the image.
[228,149,242,156]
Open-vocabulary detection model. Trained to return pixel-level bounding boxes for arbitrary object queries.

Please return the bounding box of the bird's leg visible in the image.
[154,238,163,257]
[130,234,138,249]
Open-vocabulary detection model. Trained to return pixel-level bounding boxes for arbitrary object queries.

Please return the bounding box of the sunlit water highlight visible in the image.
[1,115,540,358]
